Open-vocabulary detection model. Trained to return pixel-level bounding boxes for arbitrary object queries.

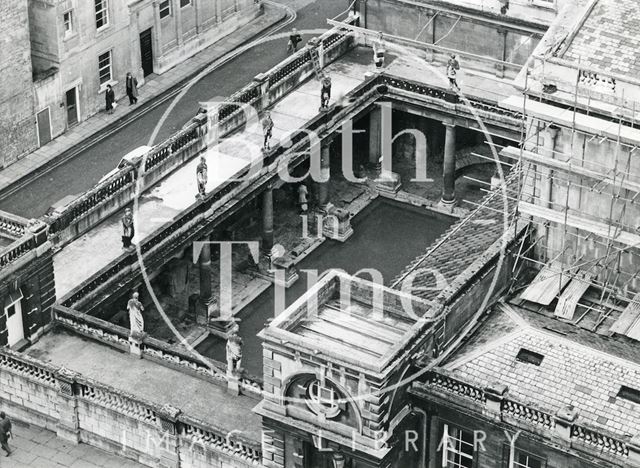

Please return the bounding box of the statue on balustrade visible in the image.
[226,324,243,376]
[196,156,208,199]
[127,292,145,336]
[121,208,135,250]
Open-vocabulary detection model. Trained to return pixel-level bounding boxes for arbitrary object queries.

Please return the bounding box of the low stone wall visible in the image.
[0,347,263,468]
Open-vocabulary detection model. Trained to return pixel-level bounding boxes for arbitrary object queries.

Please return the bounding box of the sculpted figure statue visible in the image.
[226,324,243,375]
[127,292,145,335]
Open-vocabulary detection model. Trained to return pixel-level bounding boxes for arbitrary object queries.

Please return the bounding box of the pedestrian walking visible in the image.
[298,183,308,213]
[121,208,135,250]
[288,28,302,53]
[196,156,208,198]
[0,412,12,457]
[262,112,274,150]
[447,54,460,91]
[126,72,139,105]
[105,84,116,114]
[320,74,332,110]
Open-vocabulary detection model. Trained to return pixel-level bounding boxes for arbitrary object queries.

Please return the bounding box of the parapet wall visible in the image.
[0,347,262,468]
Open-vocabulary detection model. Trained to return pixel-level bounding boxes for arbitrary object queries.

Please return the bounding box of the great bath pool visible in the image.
[196,198,455,376]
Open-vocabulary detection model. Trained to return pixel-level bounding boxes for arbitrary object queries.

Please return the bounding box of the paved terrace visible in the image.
[54,46,519,301]
[26,329,262,443]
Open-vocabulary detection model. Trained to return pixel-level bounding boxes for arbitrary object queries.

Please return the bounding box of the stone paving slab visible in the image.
[0,5,286,197]
[0,421,144,468]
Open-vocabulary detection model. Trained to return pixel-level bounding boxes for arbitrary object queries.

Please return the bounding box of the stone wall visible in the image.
[364,0,542,75]
[0,222,54,348]
[0,0,38,167]
[0,347,263,468]
[412,372,638,468]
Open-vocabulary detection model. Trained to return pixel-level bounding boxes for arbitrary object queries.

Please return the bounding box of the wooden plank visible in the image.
[320,307,404,343]
[520,261,570,305]
[300,319,392,354]
[295,326,383,361]
[519,202,640,248]
[554,271,594,320]
[611,292,640,336]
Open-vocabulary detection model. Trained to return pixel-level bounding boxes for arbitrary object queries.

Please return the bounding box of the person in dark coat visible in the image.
[0,412,12,457]
[121,208,135,249]
[262,112,274,150]
[288,28,302,53]
[105,84,116,114]
[320,74,332,109]
[126,72,138,105]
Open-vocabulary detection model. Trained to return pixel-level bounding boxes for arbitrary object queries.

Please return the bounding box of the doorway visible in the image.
[140,28,154,77]
[36,108,52,146]
[5,291,24,348]
[65,87,79,127]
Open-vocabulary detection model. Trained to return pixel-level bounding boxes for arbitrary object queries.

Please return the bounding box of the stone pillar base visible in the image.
[255,254,299,288]
[196,299,216,325]
[56,425,80,444]
[227,374,240,395]
[322,205,353,242]
[207,319,237,338]
[375,171,402,195]
[129,333,144,358]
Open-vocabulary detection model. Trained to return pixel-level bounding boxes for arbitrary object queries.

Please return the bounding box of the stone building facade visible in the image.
[0,0,261,170]
[0,0,39,168]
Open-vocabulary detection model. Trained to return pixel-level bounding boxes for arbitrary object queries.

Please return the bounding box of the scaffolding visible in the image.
[502,55,640,334]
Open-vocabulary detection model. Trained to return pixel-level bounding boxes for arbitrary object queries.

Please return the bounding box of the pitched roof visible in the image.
[562,0,640,79]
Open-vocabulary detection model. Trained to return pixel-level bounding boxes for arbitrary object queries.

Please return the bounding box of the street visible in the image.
[0,0,348,218]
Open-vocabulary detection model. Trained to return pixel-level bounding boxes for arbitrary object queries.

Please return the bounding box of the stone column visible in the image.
[496,28,507,78]
[484,383,507,421]
[368,106,382,165]
[153,1,163,67]
[553,405,579,443]
[198,239,215,323]
[262,188,274,254]
[441,122,456,205]
[317,143,331,211]
[173,0,183,46]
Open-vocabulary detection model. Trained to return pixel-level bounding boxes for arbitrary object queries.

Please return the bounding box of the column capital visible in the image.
[442,121,456,129]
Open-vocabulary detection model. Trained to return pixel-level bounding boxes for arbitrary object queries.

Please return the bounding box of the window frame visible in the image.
[95,0,109,31]
[530,0,556,10]
[441,423,474,468]
[180,0,192,7]
[504,444,547,468]
[98,50,113,87]
[63,9,74,38]
[159,0,172,19]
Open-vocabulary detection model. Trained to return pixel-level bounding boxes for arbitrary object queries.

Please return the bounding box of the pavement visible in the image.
[0,421,144,468]
[0,2,288,211]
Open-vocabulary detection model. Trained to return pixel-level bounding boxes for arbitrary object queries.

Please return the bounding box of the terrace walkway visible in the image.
[26,329,262,443]
[53,56,369,300]
[53,46,520,301]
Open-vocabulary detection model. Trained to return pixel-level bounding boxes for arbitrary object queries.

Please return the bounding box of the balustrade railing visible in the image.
[501,399,553,428]
[0,210,28,239]
[0,234,37,268]
[77,383,160,425]
[427,372,486,402]
[181,414,262,464]
[54,305,130,349]
[421,370,631,461]
[571,425,630,458]
[0,348,58,387]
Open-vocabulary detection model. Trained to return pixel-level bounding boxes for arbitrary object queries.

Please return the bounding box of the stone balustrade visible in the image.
[0,219,49,270]
[420,371,636,464]
[53,304,263,395]
[0,346,262,467]
[0,209,28,239]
